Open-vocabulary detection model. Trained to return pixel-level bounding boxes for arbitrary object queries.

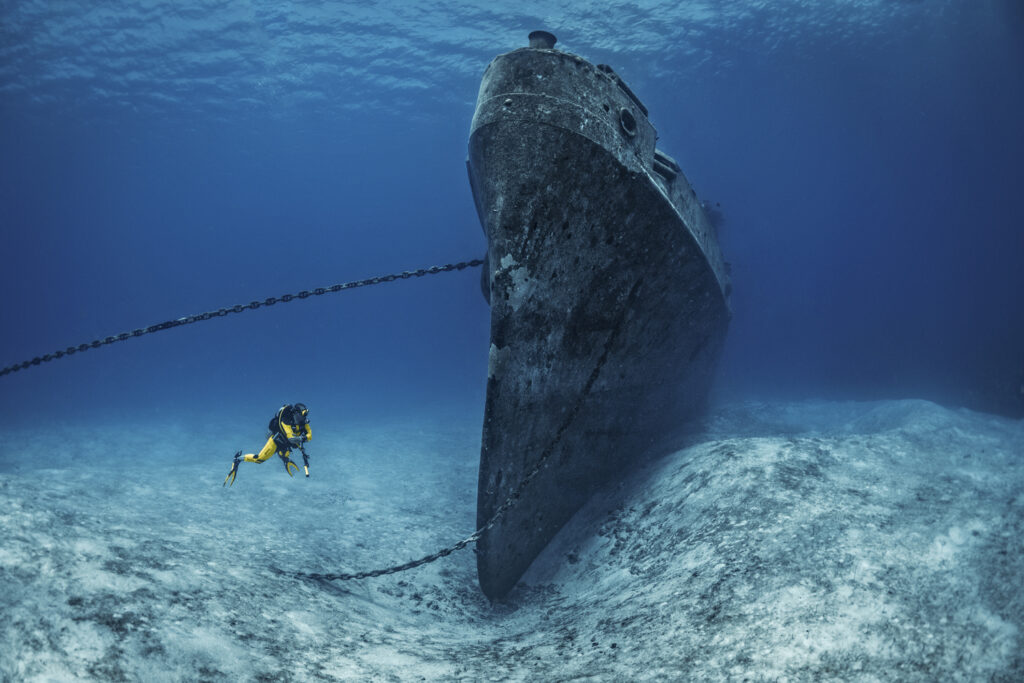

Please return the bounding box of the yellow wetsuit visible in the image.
[224,404,312,486]
[243,406,312,464]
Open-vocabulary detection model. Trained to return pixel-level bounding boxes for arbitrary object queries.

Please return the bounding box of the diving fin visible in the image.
[280,454,299,478]
[224,451,242,487]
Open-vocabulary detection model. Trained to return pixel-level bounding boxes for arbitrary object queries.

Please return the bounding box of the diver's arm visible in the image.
[281,422,304,447]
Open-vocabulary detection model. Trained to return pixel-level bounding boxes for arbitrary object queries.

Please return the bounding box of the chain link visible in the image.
[285,277,644,584]
[0,260,483,378]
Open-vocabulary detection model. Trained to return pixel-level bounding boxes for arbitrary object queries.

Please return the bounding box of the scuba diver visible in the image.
[224,403,312,487]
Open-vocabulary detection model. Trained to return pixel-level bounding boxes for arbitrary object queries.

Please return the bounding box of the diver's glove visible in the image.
[223,451,242,487]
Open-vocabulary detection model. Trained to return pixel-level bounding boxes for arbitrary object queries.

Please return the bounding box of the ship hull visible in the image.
[468,44,730,599]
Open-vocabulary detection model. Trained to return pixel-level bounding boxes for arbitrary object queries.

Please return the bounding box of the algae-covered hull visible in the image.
[468,32,731,600]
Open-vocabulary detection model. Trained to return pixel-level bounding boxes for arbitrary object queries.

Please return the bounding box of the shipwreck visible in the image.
[467,31,732,599]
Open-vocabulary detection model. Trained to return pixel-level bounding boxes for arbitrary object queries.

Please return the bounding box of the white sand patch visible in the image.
[1,400,1021,679]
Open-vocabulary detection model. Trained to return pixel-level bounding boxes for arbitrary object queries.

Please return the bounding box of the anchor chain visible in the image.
[289,277,644,584]
[0,259,484,378]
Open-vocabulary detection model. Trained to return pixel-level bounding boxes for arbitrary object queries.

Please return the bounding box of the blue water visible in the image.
[2,4,1024,679]
[2,1,1023,423]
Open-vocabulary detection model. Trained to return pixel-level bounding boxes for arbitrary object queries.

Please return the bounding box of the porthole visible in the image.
[619,107,637,137]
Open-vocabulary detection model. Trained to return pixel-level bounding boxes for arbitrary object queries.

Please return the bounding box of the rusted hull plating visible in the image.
[468,40,731,600]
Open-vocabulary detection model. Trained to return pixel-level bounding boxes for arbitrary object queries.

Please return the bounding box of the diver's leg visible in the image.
[245,437,278,463]
[227,438,282,486]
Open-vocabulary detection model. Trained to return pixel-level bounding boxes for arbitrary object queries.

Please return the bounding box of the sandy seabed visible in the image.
[1,399,1022,681]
